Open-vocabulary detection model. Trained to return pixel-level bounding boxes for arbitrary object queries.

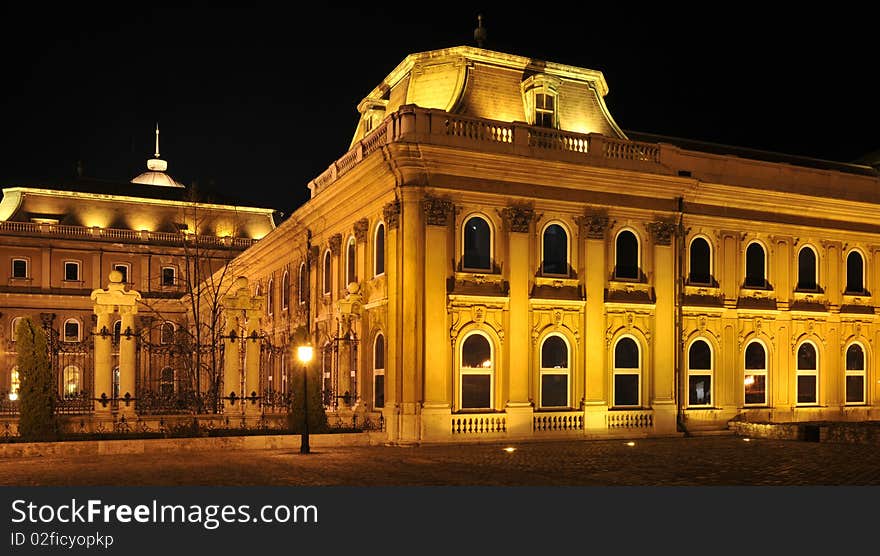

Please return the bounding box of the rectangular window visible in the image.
[461,375,491,409]
[162,267,176,287]
[744,375,766,405]
[846,376,865,404]
[688,376,712,406]
[613,374,639,407]
[797,376,817,405]
[64,261,80,281]
[12,259,27,278]
[114,264,129,284]
[374,375,385,409]
[541,375,568,408]
[535,93,555,127]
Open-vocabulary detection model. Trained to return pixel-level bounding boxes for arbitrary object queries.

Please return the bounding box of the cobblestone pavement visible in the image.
[2,435,880,486]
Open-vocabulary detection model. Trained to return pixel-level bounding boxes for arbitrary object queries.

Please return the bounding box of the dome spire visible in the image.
[154,122,161,158]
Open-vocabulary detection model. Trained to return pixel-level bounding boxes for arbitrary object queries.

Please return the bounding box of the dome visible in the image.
[131,124,185,188]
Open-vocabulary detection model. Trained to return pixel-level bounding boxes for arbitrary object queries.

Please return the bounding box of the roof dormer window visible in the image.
[521,74,562,129]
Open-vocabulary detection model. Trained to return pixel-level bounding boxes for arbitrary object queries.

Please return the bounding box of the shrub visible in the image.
[16,318,58,441]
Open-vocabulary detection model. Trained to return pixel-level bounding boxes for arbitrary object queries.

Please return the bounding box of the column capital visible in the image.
[646,218,679,246]
[576,211,613,240]
[498,205,536,233]
[328,233,343,255]
[383,199,401,229]
[353,218,370,242]
[423,196,454,227]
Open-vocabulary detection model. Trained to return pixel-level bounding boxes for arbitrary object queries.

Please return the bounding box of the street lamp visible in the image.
[297,343,314,454]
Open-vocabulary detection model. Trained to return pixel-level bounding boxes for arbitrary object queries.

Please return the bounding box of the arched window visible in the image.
[688,339,713,407]
[613,336,640,407]
[282,270,290,310]
[323,250,331,295]
[63,319,80,343]
[9,367,19,401]
[346,236,357,285]
[298,263,306,304]
[63,365,81,397]
[113,320,122,343]
[463,216,492,272]
[542,224,568,276]
[797,246,818,291]
[374,223,385,277]
[540,334,569,408]
[267,278,274,315]
[744,341,767,405]
[846,251,865,294]
[160,367,175,397]
[745,242,767,288]
[373,333,385,409]
[796,341,818,405]
[845,343,866,405]
[460,332,493,409]
[614,230,639,280]
[688,237,712,285]
[160,322,175,345]
[10,317,23,341]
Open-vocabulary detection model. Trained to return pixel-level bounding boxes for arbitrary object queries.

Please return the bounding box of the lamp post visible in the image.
[297,343,314,454]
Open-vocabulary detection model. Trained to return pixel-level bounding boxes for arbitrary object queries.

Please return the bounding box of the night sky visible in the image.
[1,5,875,216]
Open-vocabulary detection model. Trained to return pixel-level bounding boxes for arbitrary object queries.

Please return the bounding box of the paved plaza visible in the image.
[1,434,880,486]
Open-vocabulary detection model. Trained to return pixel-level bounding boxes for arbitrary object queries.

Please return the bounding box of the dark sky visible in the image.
[1,4,876,215]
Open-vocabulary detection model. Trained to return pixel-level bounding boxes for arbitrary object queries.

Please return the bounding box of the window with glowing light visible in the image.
[744,242,766,288]
[613,336,640,407]
[373,333,385,409]
[64,261,81,282]
[846,251,865,294]
[796,246,818,291]
[744,341,767,405]
[796,341,819,405]
[346,237,357,285]
[11,258,28,279]
[845,343,866,405]
[460,332,493,410]
[614,230,639,280]
[9,367,20,401]
[540,334,569,408]
[462,216,492,272]
[687,339,713,407]
[542,223,568,276]
[63,319,80,343]
[374,223,385,277]
[112,367,119,399]
[63,365,81,398]
[282,270,290,310]
[323,251,331,295]
[688,237,712,285]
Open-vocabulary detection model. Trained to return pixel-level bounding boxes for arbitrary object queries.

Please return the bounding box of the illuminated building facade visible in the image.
[236,46,880,443]
[0,132,276,404]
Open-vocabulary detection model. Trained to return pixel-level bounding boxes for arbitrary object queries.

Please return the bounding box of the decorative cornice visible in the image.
[328,233,343,255]
[498,206,535,233]
[647,219,678,246]
[423,196,454,226]
[383,199,401,230]
[576,212,612,239]
[353,218,370,242]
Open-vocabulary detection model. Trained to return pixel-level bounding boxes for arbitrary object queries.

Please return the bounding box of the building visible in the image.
[234,45,880,444]
[1,129,276,411]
